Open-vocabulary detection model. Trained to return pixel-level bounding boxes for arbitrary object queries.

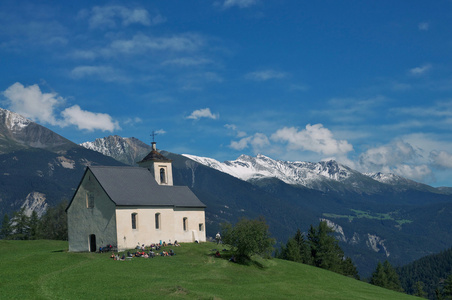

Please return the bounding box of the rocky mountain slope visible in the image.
[80,135,152,165]
[0,108,125,217]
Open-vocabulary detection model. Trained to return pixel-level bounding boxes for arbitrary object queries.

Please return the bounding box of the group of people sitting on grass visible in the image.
[108,241,179,260]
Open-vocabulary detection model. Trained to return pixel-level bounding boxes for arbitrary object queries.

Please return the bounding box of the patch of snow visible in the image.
[57,156,75,169]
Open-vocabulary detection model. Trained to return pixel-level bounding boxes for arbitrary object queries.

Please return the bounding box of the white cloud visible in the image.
[270,124,353,156]
[161,57,212,67]
[430,150,452,169]
[230,133,270,152]
[225,124,247,138]
[81,5,164,29]
[409,64,432,75]
[70,65,127,83]
[392,164,432,182]
[186,108,219,120]
[245,70,287,81]
[61,105,120,132]
[223,0,258,9]
[110,33,204,55]
[358,140,418,170]
[2,82,119,132]
[2,82,62,125]
[418,22,429,31]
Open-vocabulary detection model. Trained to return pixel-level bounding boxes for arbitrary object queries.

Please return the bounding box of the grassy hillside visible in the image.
[0,240,417,299]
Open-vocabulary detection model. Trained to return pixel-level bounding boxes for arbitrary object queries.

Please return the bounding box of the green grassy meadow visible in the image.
[0,240,417,299]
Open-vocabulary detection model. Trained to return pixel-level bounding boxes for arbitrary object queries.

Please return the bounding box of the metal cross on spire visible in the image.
[150,130,158,143]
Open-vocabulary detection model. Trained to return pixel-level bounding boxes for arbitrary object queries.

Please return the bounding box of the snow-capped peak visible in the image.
[0,107,31,131]
[182,153,355,187]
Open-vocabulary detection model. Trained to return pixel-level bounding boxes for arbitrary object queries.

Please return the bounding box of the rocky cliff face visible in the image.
[0,107,74,153]
[80,135,152,165]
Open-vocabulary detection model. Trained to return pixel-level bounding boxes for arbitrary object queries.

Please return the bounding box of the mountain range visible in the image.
[1,107,452,277]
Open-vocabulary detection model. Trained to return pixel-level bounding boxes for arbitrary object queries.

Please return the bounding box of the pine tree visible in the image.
[28,210,39,240]
[11,207,30,240]
[444,274,452,300]
[383,260,403,292]
[371,262,388,287]
[1,213,12,239]
[413,281,426,298]
[370,260,403,292]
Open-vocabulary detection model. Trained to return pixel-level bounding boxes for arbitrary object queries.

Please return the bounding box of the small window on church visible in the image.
[86,193,94,208]
[160,168,166,184]
[183,217,188,231]
[131,213,137,230]
[199,223,204,231]
[155,213,161,230]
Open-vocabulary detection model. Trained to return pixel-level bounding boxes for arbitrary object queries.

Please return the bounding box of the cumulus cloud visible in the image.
[2,82,62,125]
[2,82,119,132]
[359,140,418,169]
[357,140,435,181]
[230,133,270,151]
[186,108,219,120]
[409,64,432,75]
[222,0,258,9]
[430,150,452,169]
[270,124,353,156]
[80,5,165,29]
[61,105,120,132]
[245,70,287,81]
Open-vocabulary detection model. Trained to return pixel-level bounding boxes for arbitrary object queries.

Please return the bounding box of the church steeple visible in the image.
[137,141,173,186]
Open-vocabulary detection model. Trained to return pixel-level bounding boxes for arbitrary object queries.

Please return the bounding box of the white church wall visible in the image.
[115,206,206,250]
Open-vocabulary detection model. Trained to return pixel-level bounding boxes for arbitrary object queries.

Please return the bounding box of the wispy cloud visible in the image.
[78,5,165,29]
[70,65,128,83]
[109,33,205,55]
[409,64,432,75]
[418,22,429,31]
[222,0,259,9]
[161,57,212,67]
[245,69,287,81]
[2,82,120,132]
[186,108,219,120]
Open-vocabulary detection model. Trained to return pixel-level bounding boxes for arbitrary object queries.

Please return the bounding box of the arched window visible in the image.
[155,213,161,230]
[160,168,166,184]
[183,217,188,231]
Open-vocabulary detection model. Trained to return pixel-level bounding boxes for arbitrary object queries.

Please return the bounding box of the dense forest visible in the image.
[397,247,452,299]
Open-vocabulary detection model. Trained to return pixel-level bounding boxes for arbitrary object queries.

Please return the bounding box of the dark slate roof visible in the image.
[138,149,172,163]
[88,166,205,208]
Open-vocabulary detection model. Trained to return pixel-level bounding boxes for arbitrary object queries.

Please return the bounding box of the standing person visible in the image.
[215,232,221,244]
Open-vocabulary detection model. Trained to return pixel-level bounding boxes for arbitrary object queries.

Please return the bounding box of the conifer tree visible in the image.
[370,260,403,292]
[444,274,452,300]
[413,281,427,298]
[1,213,12,239]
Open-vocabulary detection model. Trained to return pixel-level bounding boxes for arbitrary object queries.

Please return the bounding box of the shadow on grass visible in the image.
[208,248,267,269]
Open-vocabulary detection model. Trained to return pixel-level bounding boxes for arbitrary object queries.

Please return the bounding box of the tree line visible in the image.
[0,200,68,241]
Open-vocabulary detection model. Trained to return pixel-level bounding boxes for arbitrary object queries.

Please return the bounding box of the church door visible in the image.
[89,234,96,252]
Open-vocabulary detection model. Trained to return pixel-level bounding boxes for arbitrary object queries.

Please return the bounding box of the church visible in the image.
[66,142,207,252]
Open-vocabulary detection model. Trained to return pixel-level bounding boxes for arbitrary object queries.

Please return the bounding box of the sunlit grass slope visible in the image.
[0,240,417,299]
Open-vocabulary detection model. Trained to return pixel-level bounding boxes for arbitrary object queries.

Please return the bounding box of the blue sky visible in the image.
[1,0,452,187]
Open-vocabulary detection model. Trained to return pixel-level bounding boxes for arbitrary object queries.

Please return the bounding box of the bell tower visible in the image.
[137,135,173,186]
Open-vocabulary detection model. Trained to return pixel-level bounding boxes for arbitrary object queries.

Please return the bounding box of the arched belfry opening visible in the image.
[160,168,166,184]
